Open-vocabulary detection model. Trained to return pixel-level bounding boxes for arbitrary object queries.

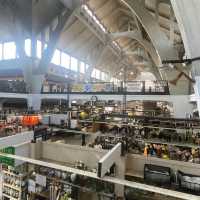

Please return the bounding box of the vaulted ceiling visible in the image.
[0,0,184,81]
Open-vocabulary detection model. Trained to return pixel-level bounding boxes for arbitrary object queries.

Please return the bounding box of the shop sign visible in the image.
[0,147,15,167]
[72,84,84,92]
[126,82,143,92]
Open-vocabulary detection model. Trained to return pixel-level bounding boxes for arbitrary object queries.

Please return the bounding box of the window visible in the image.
[0,44,2,60]
[3,42,16,59]
[95,69,100,80]
[36,40,42,58]
[51,49,61,65]
[43,43,48,50]
[80,62,85,73]
[25,39,31,57]
[71,57,78,71]
[86,64,89,71]
[61,52,70,68]
[104,73,109,81]
[101,72,106,81]
[91,69,96,78]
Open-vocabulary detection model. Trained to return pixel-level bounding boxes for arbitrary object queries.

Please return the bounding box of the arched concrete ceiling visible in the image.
[0,0,185,82]
[110,31,160,67]
[119,0,178,63]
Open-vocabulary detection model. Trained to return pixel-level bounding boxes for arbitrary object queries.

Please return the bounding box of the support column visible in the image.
[25,74,44,111]
[171,0,200,115]
[27,94,42,112]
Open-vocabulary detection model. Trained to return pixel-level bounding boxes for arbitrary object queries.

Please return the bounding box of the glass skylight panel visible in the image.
[3,42,16,59]
[25,39,31,57]
[71,57,78,71]
[51,49,61,65]
[61,52,70,68]
[82,4,107,33]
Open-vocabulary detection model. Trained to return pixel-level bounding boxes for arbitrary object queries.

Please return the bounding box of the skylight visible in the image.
[82,4,107,33]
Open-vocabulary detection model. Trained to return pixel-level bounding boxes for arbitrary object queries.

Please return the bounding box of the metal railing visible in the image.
[41,81,169,95]
[125,81,170,95]
[0,80,170,95]
[0,80,27,93]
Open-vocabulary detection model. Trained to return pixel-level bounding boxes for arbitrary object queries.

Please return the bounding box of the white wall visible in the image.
[171,95,193,118]
[41,142,107,169]
[126,154,200,178]
[14,142,30,166]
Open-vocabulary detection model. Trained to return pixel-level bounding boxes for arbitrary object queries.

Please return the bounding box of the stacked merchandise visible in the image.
[2,165,28,200]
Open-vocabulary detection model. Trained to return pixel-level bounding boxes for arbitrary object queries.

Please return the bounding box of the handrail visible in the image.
[0,80,170,95]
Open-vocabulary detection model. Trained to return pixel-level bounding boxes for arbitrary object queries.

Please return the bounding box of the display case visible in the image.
[2,170,27,200]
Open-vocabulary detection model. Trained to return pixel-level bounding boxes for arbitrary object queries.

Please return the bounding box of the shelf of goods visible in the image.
[2,170,27,200]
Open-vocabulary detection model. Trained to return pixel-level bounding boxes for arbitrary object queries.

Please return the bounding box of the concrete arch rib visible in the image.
[111,31,160,67]
[119,0,178,61]
[110,30,162,79]
[170,0,200,63]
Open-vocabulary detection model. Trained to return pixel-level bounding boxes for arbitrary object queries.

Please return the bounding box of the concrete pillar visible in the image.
[171,0,200,114]
[27,94,42,111]
[25,74,44,111]
[31,75,45,94]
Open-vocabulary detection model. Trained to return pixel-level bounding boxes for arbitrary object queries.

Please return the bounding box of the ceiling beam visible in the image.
[75,5,134,74]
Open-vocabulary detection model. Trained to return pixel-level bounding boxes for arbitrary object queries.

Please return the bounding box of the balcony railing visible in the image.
[42,81,170,95]
[0,80,170,95]
[125,81,170,95]
[0,80,27,93]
